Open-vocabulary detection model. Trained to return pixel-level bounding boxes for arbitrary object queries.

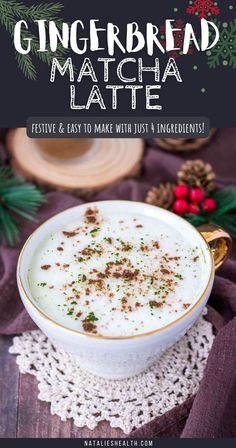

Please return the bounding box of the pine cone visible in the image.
[146,183,174,210]
[155,129,217,152]
[177,159,216,192]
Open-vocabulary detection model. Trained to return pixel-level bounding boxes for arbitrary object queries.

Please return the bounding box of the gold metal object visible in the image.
[200,224,232,270]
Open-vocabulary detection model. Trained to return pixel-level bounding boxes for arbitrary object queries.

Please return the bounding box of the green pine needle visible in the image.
[0,1,63,21]
[183,213,207,227]
[0,204,19,246]
[0,0,68,79]
[213,214,236,238]
[184,186,236,238]
[15,51,37,80]
[0,166,46,246]
[211,187,236,217]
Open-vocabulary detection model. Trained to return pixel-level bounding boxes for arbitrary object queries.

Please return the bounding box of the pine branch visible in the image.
[0,8,15,34]
[184,214,207,227]
[185,187,236,238]
[0,204,19,247]
[15,50,36,80]
[0,1,63,21]
[211,187,236,217]
[0,0,68,79]
[0,166,46,246]
[0,166,26,188]
[211,214,236,238]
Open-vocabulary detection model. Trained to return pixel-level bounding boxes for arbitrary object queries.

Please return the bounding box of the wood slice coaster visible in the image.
[6,129,144,193]
[154,128,217,152]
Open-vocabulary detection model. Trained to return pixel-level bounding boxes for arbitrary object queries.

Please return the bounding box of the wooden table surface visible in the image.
[0,335,124,438]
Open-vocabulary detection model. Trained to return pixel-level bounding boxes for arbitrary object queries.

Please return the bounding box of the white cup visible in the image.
[17,201,231,379]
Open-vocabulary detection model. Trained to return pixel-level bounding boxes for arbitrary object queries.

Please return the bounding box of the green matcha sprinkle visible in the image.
[84,312,99,322]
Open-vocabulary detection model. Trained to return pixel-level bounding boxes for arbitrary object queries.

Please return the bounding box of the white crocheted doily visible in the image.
[9,310,214,434]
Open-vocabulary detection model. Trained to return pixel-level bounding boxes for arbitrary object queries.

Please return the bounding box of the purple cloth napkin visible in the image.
[0,129,236,437]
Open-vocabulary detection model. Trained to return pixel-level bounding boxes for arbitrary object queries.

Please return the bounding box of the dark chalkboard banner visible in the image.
[0,0,235,127]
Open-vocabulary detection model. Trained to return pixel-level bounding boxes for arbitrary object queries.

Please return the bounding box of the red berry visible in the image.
[203,198,217,213]
[174,184,189,199]
[188,203,200,215]
[173,199,188,215]
[189,187,205,203]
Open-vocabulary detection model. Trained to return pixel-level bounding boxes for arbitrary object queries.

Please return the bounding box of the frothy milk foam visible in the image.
[28,205,207,337]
